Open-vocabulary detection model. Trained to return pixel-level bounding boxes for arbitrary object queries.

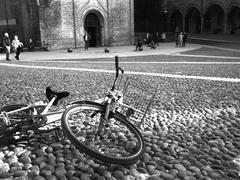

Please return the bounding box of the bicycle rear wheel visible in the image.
[0,104,47,140]
[61,101,145,164]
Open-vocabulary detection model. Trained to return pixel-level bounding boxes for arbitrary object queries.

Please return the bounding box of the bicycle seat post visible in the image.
[41,96,56,115]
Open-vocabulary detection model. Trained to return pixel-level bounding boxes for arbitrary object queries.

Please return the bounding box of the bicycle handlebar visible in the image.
[111,56,124,91]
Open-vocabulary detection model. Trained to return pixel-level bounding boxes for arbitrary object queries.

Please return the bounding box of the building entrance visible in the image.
[84,13,101,47]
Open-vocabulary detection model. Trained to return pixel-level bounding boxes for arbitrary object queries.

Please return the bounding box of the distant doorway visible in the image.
[84,13,101,47]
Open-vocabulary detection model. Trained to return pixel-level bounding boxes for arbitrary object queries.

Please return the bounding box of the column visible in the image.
[182,15,185,32]
[200,15,204,33]
[223,13,227,34]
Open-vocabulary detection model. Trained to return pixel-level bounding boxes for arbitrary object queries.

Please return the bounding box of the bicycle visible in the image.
[0,87,70,142]
[0,56,154,164]
[61,56,147,164]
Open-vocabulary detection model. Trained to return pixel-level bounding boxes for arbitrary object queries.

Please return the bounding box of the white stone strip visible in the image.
[28,61,240,64]
[204,45,240,52]
[0,63,240,83]
[169,53,240,59]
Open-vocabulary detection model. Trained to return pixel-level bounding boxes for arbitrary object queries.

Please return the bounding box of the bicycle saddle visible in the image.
[46,86,70,106]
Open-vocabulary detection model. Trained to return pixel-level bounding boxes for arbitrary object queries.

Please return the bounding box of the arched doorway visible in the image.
[170,10,183,32]
[228,6,240,34]
[84,13,101,47]
[204,4,225,33]
[185,7,201,33]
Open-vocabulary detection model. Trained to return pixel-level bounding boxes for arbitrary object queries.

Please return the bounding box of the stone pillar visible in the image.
[223,13,227,34]
[182,15,185,32]
[200,15,204,33]
[130,0,134,45]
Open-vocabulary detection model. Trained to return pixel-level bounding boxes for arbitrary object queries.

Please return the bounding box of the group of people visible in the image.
[175,27,187,47]
[135,32,160,51]
[144,32,159,48]
[2,32,23,61]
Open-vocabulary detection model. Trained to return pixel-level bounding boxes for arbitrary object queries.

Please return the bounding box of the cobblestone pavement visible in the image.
[0,54,240,180]
[0,43,204,62]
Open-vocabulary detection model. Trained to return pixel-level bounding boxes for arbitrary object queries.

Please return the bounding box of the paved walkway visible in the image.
[0,43,202,61]
[0,42,239,61]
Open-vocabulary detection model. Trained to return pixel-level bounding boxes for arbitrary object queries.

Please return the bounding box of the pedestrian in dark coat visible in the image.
[182,32,187,47]
[3,32,11,61]
[83,32,90,50]
[175,27,180,47]
[154,32,159,46]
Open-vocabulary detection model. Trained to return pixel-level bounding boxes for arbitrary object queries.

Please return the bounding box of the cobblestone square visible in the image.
[0,43,240,179]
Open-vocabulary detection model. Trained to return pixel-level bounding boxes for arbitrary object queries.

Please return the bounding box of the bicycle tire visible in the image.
[0,104,47,139]
[61,101,145,164]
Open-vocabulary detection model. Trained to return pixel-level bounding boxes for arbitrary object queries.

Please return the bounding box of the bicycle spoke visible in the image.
[64,105,143,160]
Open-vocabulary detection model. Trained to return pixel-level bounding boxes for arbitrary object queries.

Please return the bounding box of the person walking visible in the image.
[12,35,23,60]
[83,31,90,50]
[3,32,11,61]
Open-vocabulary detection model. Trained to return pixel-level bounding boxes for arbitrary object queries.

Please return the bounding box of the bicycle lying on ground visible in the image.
[0,87,70,143]
[0,56,157,164]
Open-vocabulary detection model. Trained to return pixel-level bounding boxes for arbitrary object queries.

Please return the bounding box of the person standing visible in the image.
[182,32,187,47]
[3,32,11,61]
[28,38,35,51]
[175,27,180,47]
[83,31,90,50]
[154,32,159,46]
[178,32,183,47]
[12,35,23,60]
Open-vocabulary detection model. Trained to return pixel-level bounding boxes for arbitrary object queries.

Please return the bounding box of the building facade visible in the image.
[0,0,134,49]
[0,0,40,45]
[1,0,240,49]
[39,0,134,49]
[168,0,240,34]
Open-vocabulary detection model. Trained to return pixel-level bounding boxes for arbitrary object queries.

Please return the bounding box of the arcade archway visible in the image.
[170,10,183,32]
[204,4,225,33]
[185,7,201,33]
[228,6,240,34]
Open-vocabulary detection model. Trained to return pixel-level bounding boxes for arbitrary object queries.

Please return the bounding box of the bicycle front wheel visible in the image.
[61,101,145,164]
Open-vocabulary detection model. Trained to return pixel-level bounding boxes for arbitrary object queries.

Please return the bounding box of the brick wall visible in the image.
[39,0,134,49]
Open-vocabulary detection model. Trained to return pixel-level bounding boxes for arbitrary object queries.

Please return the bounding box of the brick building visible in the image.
[39,0,134,49]
[0,0,240,49]
[0,0,40,45]
[0,0,134,49]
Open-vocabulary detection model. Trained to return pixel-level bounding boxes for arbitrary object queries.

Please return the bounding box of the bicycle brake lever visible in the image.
[118,67,124,74]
